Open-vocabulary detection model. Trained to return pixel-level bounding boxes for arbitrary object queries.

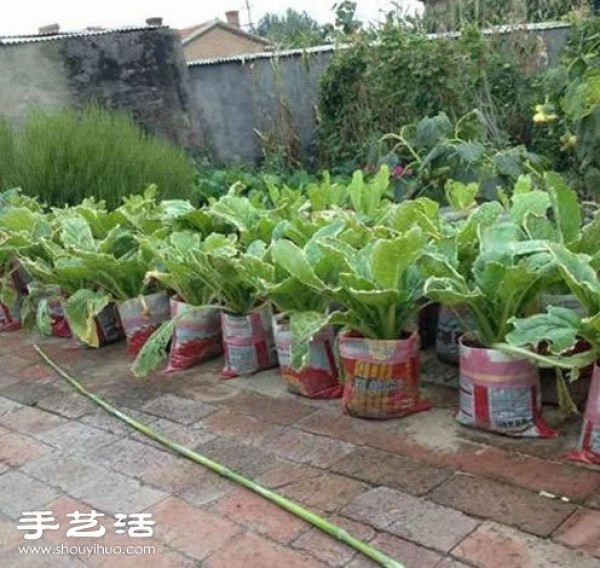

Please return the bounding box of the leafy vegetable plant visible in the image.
[505,243,600,371]
[270,221,429,368]
[423,219,554,348]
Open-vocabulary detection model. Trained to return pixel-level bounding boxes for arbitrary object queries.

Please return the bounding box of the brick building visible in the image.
[180,11,270,62]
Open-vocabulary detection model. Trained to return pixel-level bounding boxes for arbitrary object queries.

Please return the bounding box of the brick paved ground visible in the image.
[1,330,600,567]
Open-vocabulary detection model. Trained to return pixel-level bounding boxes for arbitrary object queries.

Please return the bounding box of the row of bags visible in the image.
[3,288,600,464]
[140,295,600,466]
[0,289,425,418]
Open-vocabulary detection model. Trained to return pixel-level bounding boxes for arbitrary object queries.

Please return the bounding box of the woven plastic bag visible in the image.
[221,303,277,378]
[273,316,342,399]
[118,292,171,357]
[37,296,72,338]
[166,299,222,372]
[339,331,430,419]
[567,365,600,464]
[90,302,125,346]
[0,297,23,332]
[458,339,558,438]
[436,304,474,364]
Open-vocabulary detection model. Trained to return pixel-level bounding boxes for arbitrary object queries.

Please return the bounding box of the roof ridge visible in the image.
[181,19,269,46]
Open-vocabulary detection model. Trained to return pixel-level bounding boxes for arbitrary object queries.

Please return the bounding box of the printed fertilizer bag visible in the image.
[221,303,277,378]
[567,365,600,465]
[339,331,430,419]
[0,298,23,332]
[457,340,558,438]
[166,299,222,372]
[37,296,72,338]
[118,292,171,357]
[94,302,125,345]
[67,302,125,348]
[273,317,342,399]
[436,304,474,364]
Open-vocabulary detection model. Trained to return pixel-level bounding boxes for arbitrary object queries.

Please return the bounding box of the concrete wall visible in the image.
[0,27,202,148]
[189,23,571,164]
[189,47,333,163]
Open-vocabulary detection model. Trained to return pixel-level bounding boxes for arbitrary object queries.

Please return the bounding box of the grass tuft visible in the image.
[0,105,195,208]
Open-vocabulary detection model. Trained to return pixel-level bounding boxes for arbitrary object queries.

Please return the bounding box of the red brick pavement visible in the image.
[0,332,599,567]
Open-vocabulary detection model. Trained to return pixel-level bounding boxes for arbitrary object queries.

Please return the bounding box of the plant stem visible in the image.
[34,345,405,568]
[555,367,579,417]
[493,342,596,370]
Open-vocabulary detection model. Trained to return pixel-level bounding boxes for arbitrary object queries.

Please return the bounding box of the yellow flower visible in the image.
[533,111,558,124]
[533,102,559,124]
[560,133,577,150]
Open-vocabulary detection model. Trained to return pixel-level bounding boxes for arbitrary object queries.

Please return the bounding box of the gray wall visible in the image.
[189,23,572,163]
[190,49,333,163]
[0,28,202,148]
[0,22,575,162]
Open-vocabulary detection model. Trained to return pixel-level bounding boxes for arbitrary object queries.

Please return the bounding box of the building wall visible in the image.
[0,40,74,123]
[183,27,268,61]
[0,28,202,148]
[189,48,333,163]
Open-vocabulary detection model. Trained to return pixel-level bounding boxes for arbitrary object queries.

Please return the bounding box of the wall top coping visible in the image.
[0,25,167,47]
[187,20,572,68]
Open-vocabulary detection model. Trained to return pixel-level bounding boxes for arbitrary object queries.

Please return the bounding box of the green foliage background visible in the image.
[317,21,539,170]
[255,8,333,48]
[423,0,589,32]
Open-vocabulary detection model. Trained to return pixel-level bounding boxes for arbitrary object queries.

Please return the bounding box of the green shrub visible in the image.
[3,105,195,208]
[423,0,587,33]
[317,22,539,168]
[190,156,319,205]
[528,16,600,199]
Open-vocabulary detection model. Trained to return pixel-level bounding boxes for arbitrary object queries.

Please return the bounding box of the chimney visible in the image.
[225,10,240,28]
[38,23,60,35]
[146,17,163,26]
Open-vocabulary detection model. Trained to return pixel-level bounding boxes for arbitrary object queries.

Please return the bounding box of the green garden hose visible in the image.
[34,345,405,568]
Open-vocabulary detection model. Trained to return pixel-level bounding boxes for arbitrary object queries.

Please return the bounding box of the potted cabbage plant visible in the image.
[21,212,166,351]
[0,191,48,331]
[277,223,431,419]
[131,231,228,377]
[423,218,558,438]
[259,225,347,399]
[165,231,277,378]
[504,243,600,463]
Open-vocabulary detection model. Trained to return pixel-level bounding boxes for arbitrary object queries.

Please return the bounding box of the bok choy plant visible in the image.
[19,212,153,346]
[270,220,429,368]
[423,220,554,348]
[504,244,600,371]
